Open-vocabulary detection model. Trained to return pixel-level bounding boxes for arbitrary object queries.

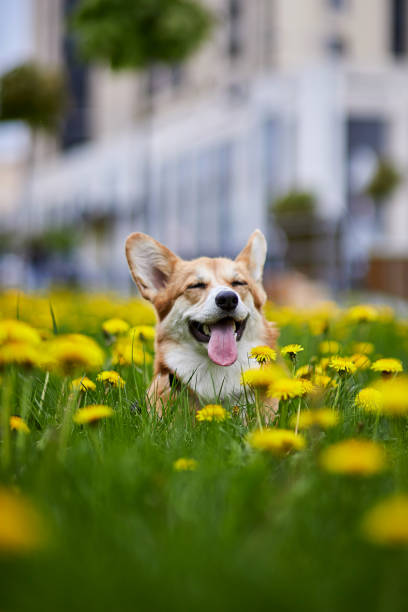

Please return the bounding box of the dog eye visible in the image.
[231,280,247,287]
[187,282,207,290]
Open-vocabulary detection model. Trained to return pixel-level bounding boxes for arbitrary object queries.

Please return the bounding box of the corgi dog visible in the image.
[125,230,277,413]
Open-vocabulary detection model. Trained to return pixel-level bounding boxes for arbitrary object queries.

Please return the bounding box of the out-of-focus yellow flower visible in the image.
[373,377,408,416]
[351,353,371,370]
[0,319,41,346]
[295,365,312,379]
[102,318,129,336]
[249,345,277,364]
[129,325,156,342]
[0,342,43,369]
[112,338,152,366]
[267,377,305,400]
[371,358,403,374]
[97,370,125,388]
[347,305,378,323]
[362,495,408,546]
[319,341,340,354]
[196,404,230,422]
[9,416,30,434]
[329,356,357,375]
[71,376,96,392]
[248,428,306,455]
[355,387,383,412]
[313,374,338,389]
[47,334,105,374]
[173,458,198,471]
[0,487,44,553]
[317,358,331,372]
[280,344,304,359]
[320,439,387,476]
[353,342,374,355]
[73,404,114,424]
[299,379,315,395]
[290,409,339,430]
[240,365,284,388]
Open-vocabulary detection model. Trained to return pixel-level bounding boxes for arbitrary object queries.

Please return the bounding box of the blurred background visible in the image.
[1,0,408,299]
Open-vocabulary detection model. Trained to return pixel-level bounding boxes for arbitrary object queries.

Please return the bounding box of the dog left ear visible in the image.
[235,229,267,284]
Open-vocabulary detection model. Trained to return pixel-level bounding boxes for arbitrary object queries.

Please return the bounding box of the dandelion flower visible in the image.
[112,338,152,366]
[280,344,304,359]
[240,366,283,388]
[371,358,403,374]
[313,374,338,389]
[353,342,374,355]
[329,356,357,375]
[248,428,306,455]
[347,305,378,323]
[355,388,383,413]
[295,365,312,379]
[196,405,230,422]
[0,487,44,553]
[351,354,371,370]
[249,345,277,364]
[0,342,42,369]
[48,335,105,374]
[129,325,156,342]
[9,416,30,434]
[73,404,114,425]
[102,318,130,336]
[267,377,305,400]
[71,376,96,392]
[319,341,340,354]
[0,319,41,346]
[320,439,387,476]
[373,377,408,416]
[362,495,408,546]
[290,409,339,430]
[97,370,125,388]
[173,458,198,471]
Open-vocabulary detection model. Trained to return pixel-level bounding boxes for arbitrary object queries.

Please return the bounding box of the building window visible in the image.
[228,0,243,59]
[391,0,407,56]
[326,34,347,57]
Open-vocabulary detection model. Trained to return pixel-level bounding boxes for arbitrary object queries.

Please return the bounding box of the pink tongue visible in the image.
[208,319,238,366]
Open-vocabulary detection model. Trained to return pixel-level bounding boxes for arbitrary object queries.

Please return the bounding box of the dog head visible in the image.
[125,230,270,369]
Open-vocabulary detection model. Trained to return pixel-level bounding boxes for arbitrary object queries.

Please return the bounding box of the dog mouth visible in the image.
[188,316,248,367]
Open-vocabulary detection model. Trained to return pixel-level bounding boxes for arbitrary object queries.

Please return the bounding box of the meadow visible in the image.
[1,289,408,612]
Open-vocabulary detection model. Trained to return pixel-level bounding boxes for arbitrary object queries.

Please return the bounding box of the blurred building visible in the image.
[2,0,408,290]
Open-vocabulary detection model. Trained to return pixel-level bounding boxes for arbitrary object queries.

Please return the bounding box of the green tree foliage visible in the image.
[271,190,317,218]
[0,63,66,132]
[365,159,401,203]
[71,0,214,70]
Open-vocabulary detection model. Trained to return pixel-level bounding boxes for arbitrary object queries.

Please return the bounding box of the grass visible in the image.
[1,293,408,612]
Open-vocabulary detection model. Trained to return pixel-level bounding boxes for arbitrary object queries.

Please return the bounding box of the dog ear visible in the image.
[125,233,180,301]
[235,229,267,283]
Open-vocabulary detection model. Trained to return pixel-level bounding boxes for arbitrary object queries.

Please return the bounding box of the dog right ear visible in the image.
[125,233,180,301]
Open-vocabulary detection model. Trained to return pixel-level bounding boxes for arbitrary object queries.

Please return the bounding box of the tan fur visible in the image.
[126,230,278,416]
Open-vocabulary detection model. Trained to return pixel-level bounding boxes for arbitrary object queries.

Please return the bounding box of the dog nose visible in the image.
[215,290,238,312]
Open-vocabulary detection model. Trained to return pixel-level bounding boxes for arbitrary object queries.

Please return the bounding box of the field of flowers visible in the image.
[2,289,408,612]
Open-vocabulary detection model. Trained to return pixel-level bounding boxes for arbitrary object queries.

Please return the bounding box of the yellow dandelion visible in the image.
[280,344,304,359]
[97,370,126,388]
[71,376,96,392]
[0,342,42,369]
[240,365,284,388]
[329,356,357,375]
[102,318,130,336]
[355,387,383,413]
[320,439,387,476]
[0,487,45,554]
[112,338,152,366]
[371,358,403,374]
[196,404,230,422]
[362,495,408,546]
[290,409,339,430]
[249,345,277,364]
[248,428,306,455]
[267,377,305,400]
[319,341,340,354]
[318,357,331,372]
[47,334,105,374]
[313,374,338,389]
[351,353,371,370]
[295,365,312,379]
[299,379,315,395]
[73,404,114,425]
[373,377,408,416]
[129,325,156,342]
[347,304,378,323]
[353,342,374,355]
[173,458,198,471]
[9,416,30,434]
[0,319,41,346]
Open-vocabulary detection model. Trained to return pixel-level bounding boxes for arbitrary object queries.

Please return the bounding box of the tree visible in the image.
[71,0,214,70]
[0,63,66,132]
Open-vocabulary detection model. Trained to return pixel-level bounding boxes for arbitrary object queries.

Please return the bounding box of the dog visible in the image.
[125,229,277,414]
